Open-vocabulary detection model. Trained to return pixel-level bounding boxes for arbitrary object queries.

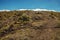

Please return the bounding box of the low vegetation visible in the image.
[0,11,60,40]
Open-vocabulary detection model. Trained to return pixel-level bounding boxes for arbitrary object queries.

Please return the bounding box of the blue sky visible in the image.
[0,0,60,11]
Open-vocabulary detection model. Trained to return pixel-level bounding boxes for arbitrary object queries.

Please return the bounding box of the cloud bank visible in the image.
[0,9,57,12]
[0,9,10,12]
[18,9,56,12]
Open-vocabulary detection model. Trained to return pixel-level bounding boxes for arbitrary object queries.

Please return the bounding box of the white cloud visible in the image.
[17,9,56,12]
[0,9,57,12]
[32,9,56,11]
[18,9,27,11]
[0,9,10,12]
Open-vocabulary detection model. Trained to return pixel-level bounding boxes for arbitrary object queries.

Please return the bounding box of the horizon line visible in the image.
[0,8,60,12]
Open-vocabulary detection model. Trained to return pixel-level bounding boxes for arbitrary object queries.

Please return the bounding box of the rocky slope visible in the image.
[0,10,60,40]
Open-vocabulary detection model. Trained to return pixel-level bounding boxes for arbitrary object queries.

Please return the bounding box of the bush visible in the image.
[18,13,30,22]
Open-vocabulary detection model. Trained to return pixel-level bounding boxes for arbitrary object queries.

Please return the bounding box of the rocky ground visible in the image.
[0,10,60,40]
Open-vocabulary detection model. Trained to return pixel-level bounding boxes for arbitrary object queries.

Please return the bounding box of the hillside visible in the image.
[0,10,60,40]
